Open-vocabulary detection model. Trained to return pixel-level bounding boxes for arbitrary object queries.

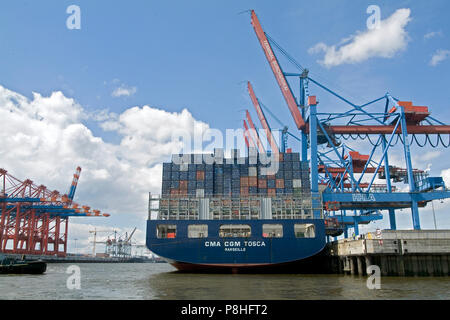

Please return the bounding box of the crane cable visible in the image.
[338,133,450,148]
[264,33,450,149]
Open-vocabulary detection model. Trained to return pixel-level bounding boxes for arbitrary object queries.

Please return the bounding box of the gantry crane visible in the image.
[245,110,266,153]
[89,228,116,257]
[247,81,279,154]
[243,119,257,150]
[249,92,302,153]
[0,167,109,257]
[248,10,450,235]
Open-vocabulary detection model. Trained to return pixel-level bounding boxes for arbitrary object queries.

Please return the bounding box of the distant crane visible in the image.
[245,110,266,153]
[246,82,301,153]
[93,227,138,258]
[247,81,279,154]
[243,120,256,149]
[89,228,115,257]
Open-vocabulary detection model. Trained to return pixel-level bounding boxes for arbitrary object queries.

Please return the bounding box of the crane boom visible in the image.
[68,166,81,202]
[127,227,137,242]
[246,110,266,153]
[250,10,306,130]
[248,81,279,154]
[243,120,253,149]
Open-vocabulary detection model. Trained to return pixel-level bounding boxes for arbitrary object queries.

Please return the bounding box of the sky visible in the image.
[1,0,450,254]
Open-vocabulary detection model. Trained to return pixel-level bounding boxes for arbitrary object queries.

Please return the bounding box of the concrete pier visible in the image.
[326,230,450,276]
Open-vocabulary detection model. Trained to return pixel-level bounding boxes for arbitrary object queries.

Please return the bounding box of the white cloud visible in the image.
[308,8,412,67]
[441,168,450,187]
[429,49,450,67]
[0,85,210,253]
[424,31,442,40]
[85,109,118,122]
[112,84,137,97]
[412,150,441,171]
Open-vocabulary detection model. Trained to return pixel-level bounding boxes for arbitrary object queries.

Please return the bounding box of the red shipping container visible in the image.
[196,171,205,180]
[240,186,249,196]
[248,177,258,187]
[179,180,188,190]
[276,179,284,188]
[240,177,249,187]
[267,188,276,196]
[258,179,267,188]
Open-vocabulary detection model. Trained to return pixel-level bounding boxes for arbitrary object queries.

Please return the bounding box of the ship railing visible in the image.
[148,193,323,221]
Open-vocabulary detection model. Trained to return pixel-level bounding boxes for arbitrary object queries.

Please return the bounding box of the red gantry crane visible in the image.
[243,119,256,149]
[0,167,110,257]
[250,10,306,131]
[248,81,280,155]
[245,110,266,153]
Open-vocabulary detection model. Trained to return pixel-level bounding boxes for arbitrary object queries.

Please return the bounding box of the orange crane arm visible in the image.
[251,10,306,130]
[246,110,266,153]
[243,120,254,149]
[248,81,279,154]
[68,166,81,202]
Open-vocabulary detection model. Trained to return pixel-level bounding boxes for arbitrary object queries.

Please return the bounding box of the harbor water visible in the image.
[0,263,449,300]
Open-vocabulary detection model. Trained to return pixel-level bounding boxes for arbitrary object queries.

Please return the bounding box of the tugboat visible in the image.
[0,255,47,275]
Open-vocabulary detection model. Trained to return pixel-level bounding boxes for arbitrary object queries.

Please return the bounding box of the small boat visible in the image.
[0,255,47,275]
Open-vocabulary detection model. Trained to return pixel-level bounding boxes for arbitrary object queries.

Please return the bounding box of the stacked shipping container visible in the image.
[161,149,311,198]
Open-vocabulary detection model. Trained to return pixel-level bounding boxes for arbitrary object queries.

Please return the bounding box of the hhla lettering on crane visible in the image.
[352,194,376,202]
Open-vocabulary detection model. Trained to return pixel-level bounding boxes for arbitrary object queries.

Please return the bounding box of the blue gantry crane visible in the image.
[249,10,450,236]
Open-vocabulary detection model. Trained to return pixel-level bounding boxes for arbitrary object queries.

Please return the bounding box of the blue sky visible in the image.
[1,0,449,252]
[2,0,449,137]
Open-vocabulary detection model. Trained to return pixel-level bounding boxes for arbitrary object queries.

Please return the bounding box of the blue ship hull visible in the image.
[146,219,326,273]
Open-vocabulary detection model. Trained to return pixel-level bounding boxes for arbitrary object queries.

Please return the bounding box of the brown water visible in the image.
[0,263,449,300]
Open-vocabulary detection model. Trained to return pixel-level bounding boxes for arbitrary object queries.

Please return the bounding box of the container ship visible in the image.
[146,149,341,273]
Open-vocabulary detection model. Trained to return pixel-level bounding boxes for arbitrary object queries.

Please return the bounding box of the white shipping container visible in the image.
[199,198,210,220]
[260,198,272,219]
[196,189,205,198]
[293,179,302,188]
[248,167,257,176]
